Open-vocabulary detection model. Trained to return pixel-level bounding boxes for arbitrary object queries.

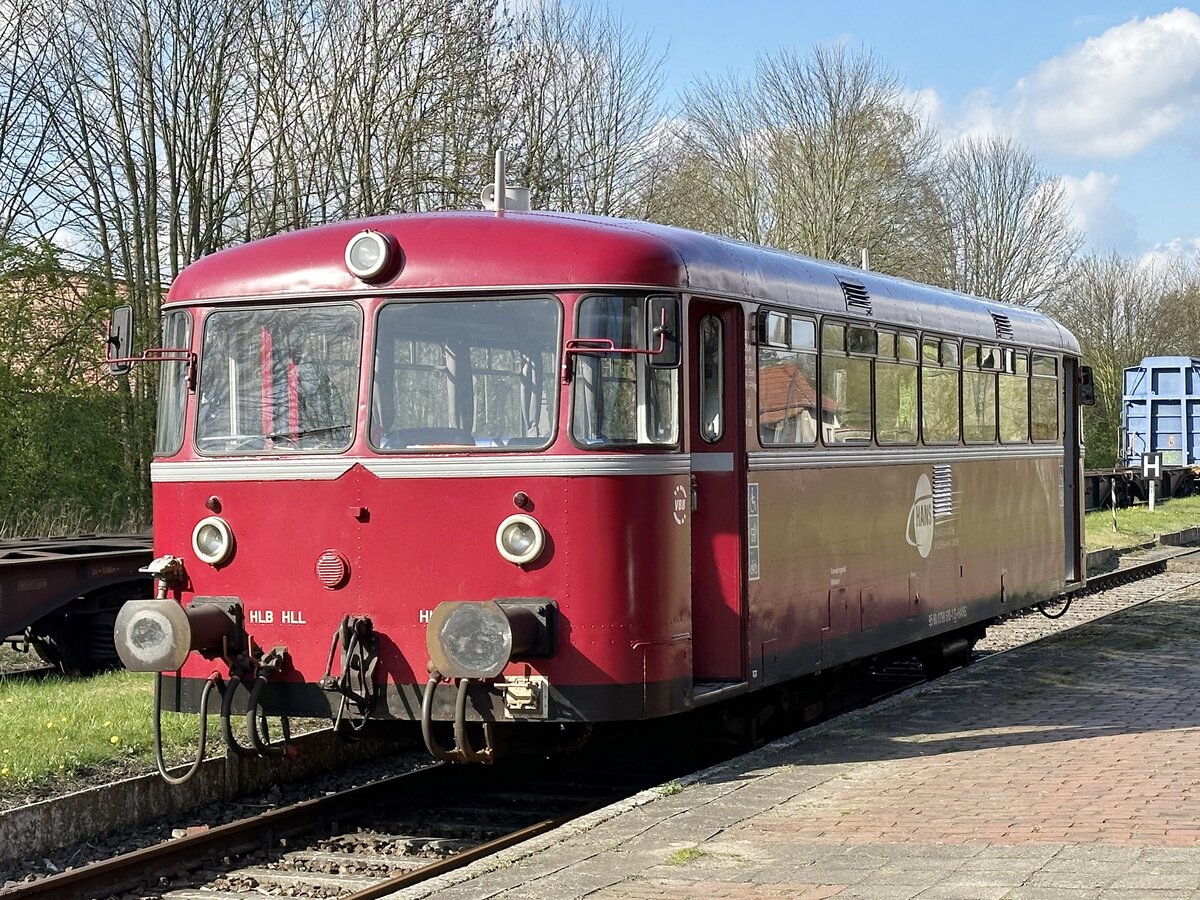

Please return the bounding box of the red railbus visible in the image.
[112,210,1087,770]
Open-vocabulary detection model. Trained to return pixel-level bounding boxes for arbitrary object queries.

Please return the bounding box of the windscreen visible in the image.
[371,297,559,450]
[195,304,361,454]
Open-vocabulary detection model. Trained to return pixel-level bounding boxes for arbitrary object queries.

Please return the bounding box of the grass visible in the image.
[1085,494,1200,551]
[665,847,707,866]
[657,780,684,796]
[0,669,202,791]
[0,500,147,539]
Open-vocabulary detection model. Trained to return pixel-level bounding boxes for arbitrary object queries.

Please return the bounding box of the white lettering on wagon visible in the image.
[928,606,968,628]
[247,609,308,625]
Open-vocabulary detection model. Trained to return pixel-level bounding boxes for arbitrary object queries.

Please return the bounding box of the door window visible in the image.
[698,316,723,442]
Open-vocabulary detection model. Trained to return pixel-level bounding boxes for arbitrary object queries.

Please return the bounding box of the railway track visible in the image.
[9,745,672,900]
[4,550,1198,900]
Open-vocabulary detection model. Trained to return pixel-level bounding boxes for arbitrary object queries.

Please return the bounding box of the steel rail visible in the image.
[344,800,611,900]
[5,763,452,899]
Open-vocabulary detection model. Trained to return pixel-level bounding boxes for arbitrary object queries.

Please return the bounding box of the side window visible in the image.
[921,336,959,444]
[963,341,997,444]
[698,316,723,442]
[821,320,872,444]
[999,350,1030,443]
[758,311,817,446]
[875,329,917,444]
[1031,353,1059,442]
[155,310,192,456]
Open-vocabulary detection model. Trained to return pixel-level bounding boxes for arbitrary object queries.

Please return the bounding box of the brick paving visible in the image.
[394,576,1200,900]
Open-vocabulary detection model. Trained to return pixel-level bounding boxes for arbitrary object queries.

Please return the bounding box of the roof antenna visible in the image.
[860,248,870,271]
[480,149,531,214]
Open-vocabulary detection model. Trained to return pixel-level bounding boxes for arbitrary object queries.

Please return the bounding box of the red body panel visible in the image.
[167,470,691,692]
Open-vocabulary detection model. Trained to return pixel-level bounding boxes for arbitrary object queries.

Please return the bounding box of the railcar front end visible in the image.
[115,217,706,769]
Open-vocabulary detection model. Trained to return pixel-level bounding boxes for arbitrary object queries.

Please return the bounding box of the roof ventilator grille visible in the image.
[991,312,1014,341]
[839,279,873,316]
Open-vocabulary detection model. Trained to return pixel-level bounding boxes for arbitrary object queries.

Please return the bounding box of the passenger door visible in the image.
[688,300,746,681]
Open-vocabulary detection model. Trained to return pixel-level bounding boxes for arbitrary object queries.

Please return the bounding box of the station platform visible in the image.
[399,573,1200,900]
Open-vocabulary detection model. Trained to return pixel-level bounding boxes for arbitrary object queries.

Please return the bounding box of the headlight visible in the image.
[344,230,394,281]
[496,514,545,565]
[192,516,234,565]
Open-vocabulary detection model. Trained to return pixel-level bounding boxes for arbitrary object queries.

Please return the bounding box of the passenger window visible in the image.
[878,331,896,359]
[964,342,981,369]
[1000,350,1029,444]
[876,341,917,445]
[963,359,997,444]
[821,320,870,444]
[758,313,818,446]
[822,321,845,352]
[922,337,940,365]
[822,356,871,444]
[1031,353,1059,442]
[941,340,960,369]
[790,317,816,349]
[897,333,918,362]
[922,336,959,444]
[699,316,723,443]
[761,311,789,347]
[847,326,877,355]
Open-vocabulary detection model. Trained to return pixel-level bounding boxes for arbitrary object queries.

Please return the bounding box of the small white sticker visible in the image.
[673,483,688,525]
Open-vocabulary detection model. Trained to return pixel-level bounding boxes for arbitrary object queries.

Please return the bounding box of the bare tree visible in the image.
[0,0,60,243]
[1045,253,1181,466]
[654,45,944,281]
[653,71,768,241]
[757,46,944,279]
[502,0,666,216]
[937,135,1079,306]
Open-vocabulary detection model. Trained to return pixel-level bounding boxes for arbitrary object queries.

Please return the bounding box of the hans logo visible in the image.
[905,473,935,558]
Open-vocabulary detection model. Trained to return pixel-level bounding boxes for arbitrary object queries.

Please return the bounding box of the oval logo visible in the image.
[905,473,935,558]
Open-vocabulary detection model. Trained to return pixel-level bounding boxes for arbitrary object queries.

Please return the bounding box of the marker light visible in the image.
[192,516,234,565]
[496,514,545,565]
[345,230,394,281]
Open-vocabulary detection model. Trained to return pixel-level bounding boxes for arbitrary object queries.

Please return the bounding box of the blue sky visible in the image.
[608,1,1200,262]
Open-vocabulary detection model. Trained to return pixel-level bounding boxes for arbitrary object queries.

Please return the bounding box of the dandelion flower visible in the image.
[0,766,9,776]
[109,735,121,746]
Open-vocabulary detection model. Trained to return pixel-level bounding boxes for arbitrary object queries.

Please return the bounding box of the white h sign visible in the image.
[1142,452,1163,480]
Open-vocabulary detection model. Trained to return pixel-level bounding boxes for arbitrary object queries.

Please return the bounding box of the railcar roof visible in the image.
[167,211,1078,353]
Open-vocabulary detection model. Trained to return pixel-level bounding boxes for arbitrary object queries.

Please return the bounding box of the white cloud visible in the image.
[1058,171,1138,252]
[901,86,943,128]
[1013,8,1200,158]
[903,85,1012,148]
[1139,235,1200,269]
